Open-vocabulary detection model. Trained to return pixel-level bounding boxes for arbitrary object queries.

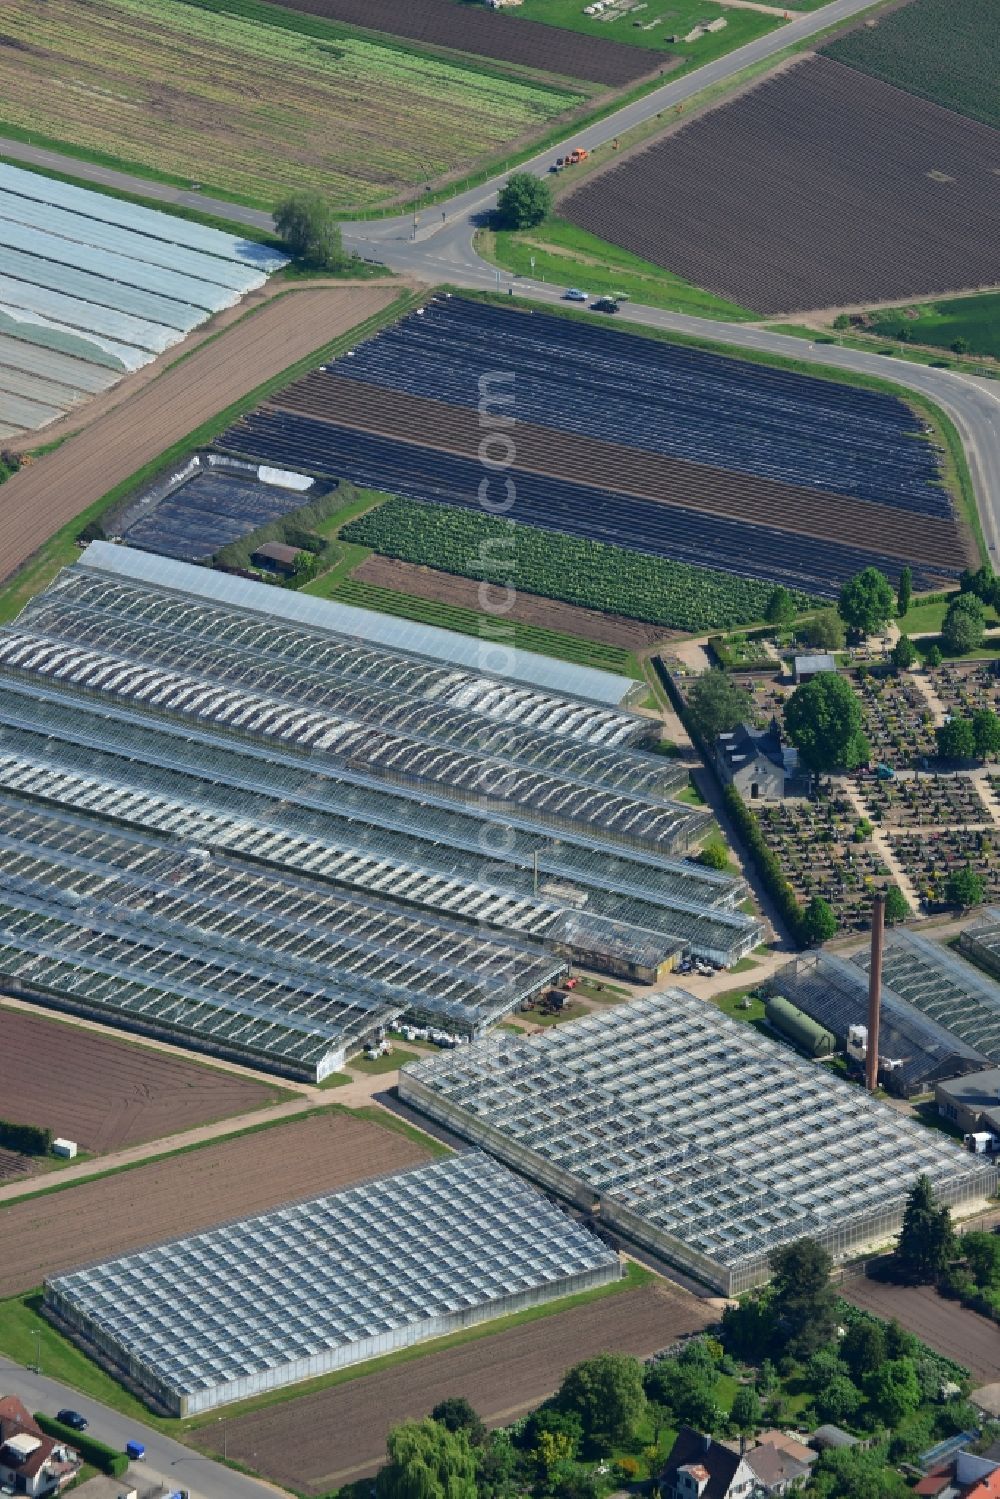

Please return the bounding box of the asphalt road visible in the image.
[0,1355,280,1499]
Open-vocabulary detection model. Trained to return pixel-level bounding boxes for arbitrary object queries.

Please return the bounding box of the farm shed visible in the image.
[935,1068,1000,1139]
[399,993,996,1295]
[793,654,836,683]
[44,1152,620,1415]
[251,541,303,576]
[854,929,1000,1066]
[768,952,987,1096]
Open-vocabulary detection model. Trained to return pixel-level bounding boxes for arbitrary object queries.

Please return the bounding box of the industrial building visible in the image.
[854,928,1000,1066]
[0,547,762,1077]
[44,1153,621,1416]
[399,993,996,1294]
[769,951,988,1096]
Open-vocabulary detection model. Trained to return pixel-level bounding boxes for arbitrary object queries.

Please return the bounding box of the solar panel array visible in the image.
[46,1152,620,1415]
[399,993,996,1293]
[0,164,285,438]
[854,929,1000,1065]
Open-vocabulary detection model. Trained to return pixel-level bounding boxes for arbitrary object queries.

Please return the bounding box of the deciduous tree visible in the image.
[496,173,552,229]
[942,593,985,654]
[557,1354,646,1454]
[838,568,895,636]
[802,611,846,651]
[973,708,1000,759]
[765,585,796,625]
[430,1398,486,1447]
[945,865,984,910]
[376,1419,477,1499]
[892,634,916,669]
[883,886,910,925]
[686,669,752,744]
[730,1385,761,1435]
[936,717,976,759]
[274,192,346,269]
[784,672,870,773]
[800,895,837,946]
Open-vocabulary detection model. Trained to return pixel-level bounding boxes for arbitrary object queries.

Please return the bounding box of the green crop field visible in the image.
[482,217,752,319]
[510,0,780,57]
[0,0,582,209]
[868,293,1000,362]
[825,0,1000,130]
[342,498,818,633]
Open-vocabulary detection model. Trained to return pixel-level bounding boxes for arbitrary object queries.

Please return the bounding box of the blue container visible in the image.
[125,1441,145,1461]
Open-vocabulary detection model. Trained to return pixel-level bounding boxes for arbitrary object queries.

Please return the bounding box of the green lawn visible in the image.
[867,292,1000,363]
[481,217,752,320]
[350,1047,418,1074]
[897,594,955,635]
[513,0,781,58]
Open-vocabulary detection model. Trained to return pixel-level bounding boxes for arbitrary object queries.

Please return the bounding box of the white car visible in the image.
[563,288,589,302]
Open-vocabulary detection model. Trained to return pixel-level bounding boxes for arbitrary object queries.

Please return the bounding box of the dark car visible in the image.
[591,297,620,314]
[56,1410,88,1431]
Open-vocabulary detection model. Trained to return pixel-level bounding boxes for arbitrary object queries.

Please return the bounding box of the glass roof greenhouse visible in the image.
[854,929,1000,1066]
[399,994,996,1295]
[45,1152,621,1416]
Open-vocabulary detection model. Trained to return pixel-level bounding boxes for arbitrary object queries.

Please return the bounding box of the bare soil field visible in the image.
[843,1277,1000,1383]
[0,285,398,593]
[0,1111,429,1298]
[562,55,1000,313]
[195,1280,714,1490]
[352,555,674,649]
[272,374,970,573]
[0,1007,283,1155]
[264,0,672,87]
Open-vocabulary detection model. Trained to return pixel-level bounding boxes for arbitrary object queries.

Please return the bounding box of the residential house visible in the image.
[660,1427,756,1499]
[0,1398,80,1497]
[745,1439,812,1494]
[715,720,799,802]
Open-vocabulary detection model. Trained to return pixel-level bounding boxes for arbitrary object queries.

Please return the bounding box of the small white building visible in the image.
[793,653,836,683]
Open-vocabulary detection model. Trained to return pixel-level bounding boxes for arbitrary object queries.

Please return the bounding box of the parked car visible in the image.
[56,1411,88,1431]
[563,288,588,302]
[591,297,620,314]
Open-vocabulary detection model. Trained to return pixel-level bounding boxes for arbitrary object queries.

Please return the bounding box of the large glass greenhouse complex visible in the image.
[0,546,762,1077]
[399,994,997,1294]
[45,1152,620,1415]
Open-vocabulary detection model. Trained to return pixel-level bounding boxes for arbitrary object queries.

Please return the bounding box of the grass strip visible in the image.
[316,573,641,677]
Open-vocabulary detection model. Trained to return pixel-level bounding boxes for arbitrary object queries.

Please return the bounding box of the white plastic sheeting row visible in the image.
[0,165,286,434]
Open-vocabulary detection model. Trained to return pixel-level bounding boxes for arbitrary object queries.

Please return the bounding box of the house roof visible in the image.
[663,1427,743,1499]
[937,1068,1000,1116]
[746,1441,813,1491]
[251,541,302,566]
[795,653,836,675]
[968,1472,1000,1498]
[755,1429,816,1465]
[717,720,788,774]
[0,1395,76,1481]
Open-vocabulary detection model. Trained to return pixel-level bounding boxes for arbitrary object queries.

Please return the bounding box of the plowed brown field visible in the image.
[0,286,399,590]
[263,0,672,87]
[0,1111,429,1296]
[0,1007,283,1155]
[843,1277,1000,1383]
[195,1280,714,1490]
[352,555,674,648]
[272,373,970,570]
[562,55,1000,313]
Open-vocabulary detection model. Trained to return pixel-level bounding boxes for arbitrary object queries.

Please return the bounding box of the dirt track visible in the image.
[0,1110,428,1296]
[196,1280,714,1490]
[843,1277,1000,1383]
[0,285,398,588]
[352,555,674,649]
[0,1006,282,1155]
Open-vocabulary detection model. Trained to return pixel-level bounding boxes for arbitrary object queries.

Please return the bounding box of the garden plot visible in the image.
[860,773,991,829]
[889,827,1000,909]
[852,671,938,767]
[752,796,892,932]
[0,163,285,439]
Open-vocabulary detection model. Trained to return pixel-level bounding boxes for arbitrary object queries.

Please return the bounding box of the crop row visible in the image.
[563,55,1000,312]
[824,0,999,130]
[341,498,817,633]
[1,0,573,205]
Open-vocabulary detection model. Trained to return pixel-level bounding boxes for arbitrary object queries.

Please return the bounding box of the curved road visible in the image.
[1,0,997,546]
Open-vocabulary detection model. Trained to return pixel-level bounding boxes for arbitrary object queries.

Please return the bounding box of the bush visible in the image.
[34,1416,128,1477]
[495,173,552,229]
[0,1120,52,1155]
